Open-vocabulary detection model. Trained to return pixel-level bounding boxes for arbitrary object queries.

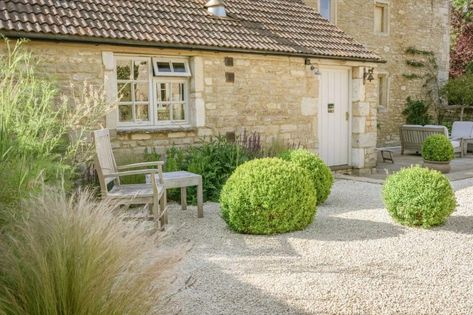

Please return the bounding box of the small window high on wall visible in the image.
[378,73,389,111]
[374,2,389,34]
[319,0,336,22]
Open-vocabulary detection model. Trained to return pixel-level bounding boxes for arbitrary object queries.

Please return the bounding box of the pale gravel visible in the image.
[161,178,473,315]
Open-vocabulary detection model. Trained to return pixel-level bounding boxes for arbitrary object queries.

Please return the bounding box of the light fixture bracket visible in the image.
[363,67,375,84]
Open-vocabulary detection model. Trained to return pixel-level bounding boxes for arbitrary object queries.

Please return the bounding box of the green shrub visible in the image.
[280,149,333,205]
[402,97,432,125]
[0,188,176,314]
[422,134,454,162]
[220,158,317,235]
[382,166,456,228]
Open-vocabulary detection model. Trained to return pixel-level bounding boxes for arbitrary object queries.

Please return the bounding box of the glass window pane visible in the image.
[157,62,172,73]
[180,83,185,101]
[116,60,132,80]
[158,83,170,102]
[173,103,185,120]
[136,104,149,121]
[134,83,149,102]
[172,62,186,73]
[157,104,170,121]
[119,105,133,122]
[117,83,132,102]
[320,0,331,21]
[134,60,149,80]
[171,82,184,102]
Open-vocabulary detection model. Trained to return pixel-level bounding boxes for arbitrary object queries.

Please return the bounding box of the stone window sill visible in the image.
[116,125,197,134]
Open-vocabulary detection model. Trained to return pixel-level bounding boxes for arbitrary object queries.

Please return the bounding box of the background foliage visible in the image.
[0,39,113,223]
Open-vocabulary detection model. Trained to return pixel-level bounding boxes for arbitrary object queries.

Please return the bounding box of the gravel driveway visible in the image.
[163,178,473,315]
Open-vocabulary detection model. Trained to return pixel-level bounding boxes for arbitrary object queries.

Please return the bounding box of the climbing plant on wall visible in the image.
[402,47,445,124]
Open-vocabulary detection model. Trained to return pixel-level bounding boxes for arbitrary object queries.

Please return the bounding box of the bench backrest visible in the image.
[93,129,119,195]
[400,125,446,146]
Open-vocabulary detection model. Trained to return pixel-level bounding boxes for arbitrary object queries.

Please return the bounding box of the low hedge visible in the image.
[279,149,333,205]
[422,134,454,162]
[382,166,456,228]
[220,158,317,235]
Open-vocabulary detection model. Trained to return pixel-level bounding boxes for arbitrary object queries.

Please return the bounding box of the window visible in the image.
[374,2,388,34]
[152,58,191,77]
[155,80,187,122]
[378,73,389,110]
[116,57,151,124]
[115,56,190,127]
[319,0,336,22]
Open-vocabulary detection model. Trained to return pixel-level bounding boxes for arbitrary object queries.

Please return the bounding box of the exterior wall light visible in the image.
[363,67,375,84]
[305,58,321,76]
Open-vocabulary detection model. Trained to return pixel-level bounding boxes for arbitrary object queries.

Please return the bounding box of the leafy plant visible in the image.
[279,149,333,205]
[160,137,251,203]
[403,47,445,123]
[402,97,432,125]
[450,1,473,77]
[0,188,177,314]
[220,158,317,235]
[440,73,473,120]
[382,166,456,228]
[422,134,454,162]
[0,39,114,218]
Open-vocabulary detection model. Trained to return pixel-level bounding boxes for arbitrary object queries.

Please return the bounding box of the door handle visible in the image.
[346,112,350,121]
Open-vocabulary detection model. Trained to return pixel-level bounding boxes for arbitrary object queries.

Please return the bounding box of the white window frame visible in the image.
[319,0,337,24]
[115,55,191,128]
[153,77,189,124]
[152,58,191,77]
[374,1,389,35]
[115,56,153,127]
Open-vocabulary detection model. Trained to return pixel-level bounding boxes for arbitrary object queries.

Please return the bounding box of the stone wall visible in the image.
[5,40,377,170]
[306,0,450,146]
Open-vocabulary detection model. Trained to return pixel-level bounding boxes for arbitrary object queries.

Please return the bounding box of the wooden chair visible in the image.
[93,129,168,229]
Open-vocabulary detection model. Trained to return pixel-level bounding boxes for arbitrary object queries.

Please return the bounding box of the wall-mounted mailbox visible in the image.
[328,103,335,113]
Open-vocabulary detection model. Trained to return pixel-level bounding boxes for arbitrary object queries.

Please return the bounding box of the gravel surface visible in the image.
[162,179,473,315]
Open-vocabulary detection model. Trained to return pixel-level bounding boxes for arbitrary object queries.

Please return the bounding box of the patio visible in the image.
[162,178,473,315]
[362,148,473,181]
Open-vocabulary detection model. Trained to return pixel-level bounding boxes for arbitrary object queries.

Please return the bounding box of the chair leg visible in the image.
[151,201,158,221]
[181,187,187,210]
[160,191,168,226]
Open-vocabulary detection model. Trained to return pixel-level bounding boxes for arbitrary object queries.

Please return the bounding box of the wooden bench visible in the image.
[400,125,463,157]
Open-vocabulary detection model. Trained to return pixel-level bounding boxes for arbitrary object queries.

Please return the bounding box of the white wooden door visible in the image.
[318,68,350,166]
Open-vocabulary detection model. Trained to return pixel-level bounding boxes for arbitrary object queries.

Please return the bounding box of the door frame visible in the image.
[317,65,353,167]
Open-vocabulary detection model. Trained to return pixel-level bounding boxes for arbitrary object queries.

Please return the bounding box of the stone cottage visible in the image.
[304,0,450,146]
[0,0,447,172]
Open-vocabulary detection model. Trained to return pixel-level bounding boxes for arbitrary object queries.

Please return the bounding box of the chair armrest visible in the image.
[104,169,157,178]
[114,163,164,185]
[117,161,165,170]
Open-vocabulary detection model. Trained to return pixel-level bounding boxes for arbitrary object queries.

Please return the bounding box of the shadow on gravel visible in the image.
[304,217,406,242]
[169,261,312,315]
[439,215,473,235]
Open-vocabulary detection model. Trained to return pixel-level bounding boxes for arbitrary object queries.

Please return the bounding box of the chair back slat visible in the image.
[93,129,119,194]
